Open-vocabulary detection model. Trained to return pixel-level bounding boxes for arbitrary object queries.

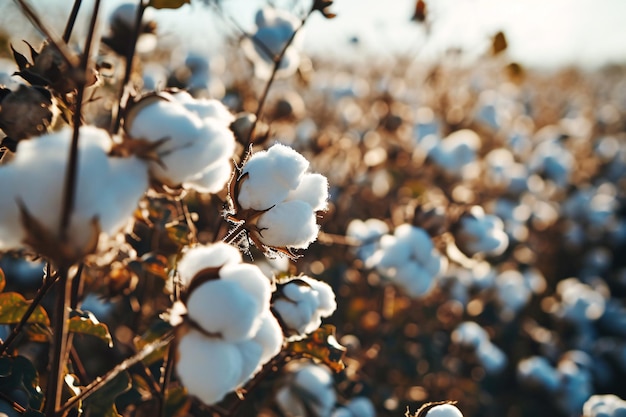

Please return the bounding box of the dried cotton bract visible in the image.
[230,143,329,255]
[242,7,302,79]
[173,243,283,405]
[124,91,235,193]
[0,126,148,263]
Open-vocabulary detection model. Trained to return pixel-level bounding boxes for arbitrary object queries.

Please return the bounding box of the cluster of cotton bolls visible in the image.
[171,242,284,404]
[231,143,329,252]
[452,205,509,258]
[0,126,148,261]
[275,362,376,417]
[362,224,447,298]
[124,89,236,193]
[583,394,626,417]
[451,321,507,374]
[241,7,302,79]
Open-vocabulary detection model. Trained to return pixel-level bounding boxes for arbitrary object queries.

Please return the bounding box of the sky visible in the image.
[3,0,626,69]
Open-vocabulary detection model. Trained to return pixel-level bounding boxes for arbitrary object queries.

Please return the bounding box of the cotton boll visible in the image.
[219,263,272,313]
[475,342,507,373]
[177,243,242,287]
[238,144,309,210]
[394,262,434,297]
[273,284,320,335]
[256,200,318,249]
[186,280,261,342]
[583,394,626,417]
[517,356,560,391]
[292,364,336,417]
[126,95,235,189]
[0,126,148,257]
[286,173,329,211]
[452,322,489,348]
[299,276,337,317]
[252,311,283,364]
[172,91,235,126]
[344,397,376,417]
[176,328,244,405]
[426,403,464,417]
[184,159,232,194]
[234,338,264,386]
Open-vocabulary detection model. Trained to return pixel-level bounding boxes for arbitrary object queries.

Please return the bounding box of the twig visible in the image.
[63,0,83,43]
[44,268,72,416]
[0,267,59,356]
[241,9,313,159]
[111,0,148,134]
[157,343,176,417]
[59,0,100,236]
[46,2,100,415]
[57,331,175,416]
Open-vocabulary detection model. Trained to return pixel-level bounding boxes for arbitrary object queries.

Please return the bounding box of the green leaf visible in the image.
[0,356,44,411]
[164,386,191,417]
[68,310,113,348]
[0,267,5,293]
[83,371,132,417]
[134,318,173,366]
[149,0,190,9]
[0,293,49,326]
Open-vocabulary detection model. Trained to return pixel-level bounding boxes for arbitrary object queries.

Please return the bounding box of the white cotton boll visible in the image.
[286,173,329,212]
[426,404,464,417]
[238,144,309,210]
[495,270,532,314]
[176,328,244,405]
[293,364,336,417]
[374,236,411,269]
[452,322,489,348]
[396,225,435,266]
[394,262,434,297]
[177,243,242,287]
[345,397,376,417]
[273,284,320,334]
[256,200,318,249]
[0,126,148,255]
[126,97,235,188]
[219,263,272,314]
[583,395,626,417]
[517,356,561,391]
[184,159,232,194]
[186,280,261,342]
[252,311,283,364]
[476,342,507,373]
[276,386,307,417]
[242,7,302,80]
[346,219,389,241]
[172,91,235,126]
[234,339,263,386]
[457,207,509,257]
[429,129,481,177]
[299,276,337,317]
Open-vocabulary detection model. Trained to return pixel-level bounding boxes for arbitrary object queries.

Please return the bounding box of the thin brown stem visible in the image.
[111,0,147,134]
[222,222,246,245]
[62,0,83,43]
[59,0,100,236]
[44,268,72,417]
[240,9,313,160]
[0,269,59,356]
[157,343,176,417]
[57,331,175,417]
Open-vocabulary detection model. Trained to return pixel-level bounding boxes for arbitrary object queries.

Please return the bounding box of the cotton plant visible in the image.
[271,275,337,339]
[0,126,148,264]
[451,321,507,374]
[452,205,509,258]
[171,242,284,405]
[493,268,546,320]
[242,7,303,79]
[228,143,329,257]
[275,362,337,417]
[423,403,464,417]
[124,89,236,193]
[366,224,447,298]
